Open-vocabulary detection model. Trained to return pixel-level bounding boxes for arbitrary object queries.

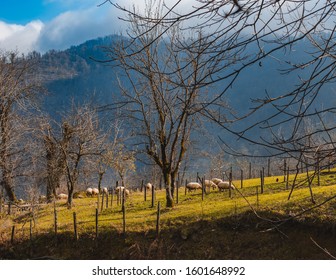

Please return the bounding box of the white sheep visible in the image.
[17,198,24,204]
[57,193,68,200]
[102,187,108,194]
[92,188,99,195]
[145,182,152,190]
[211,178,223,185]
[86,187,93,196]
[204,180,217,190]
[186,182,202,192]
[115,186,130,196]
[39,195,47,203]
[217,181,235,191]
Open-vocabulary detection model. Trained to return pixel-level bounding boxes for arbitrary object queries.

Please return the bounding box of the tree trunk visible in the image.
[170,172,177,198]
[2,170,16,202]
[163,170,174,208]
[67,171,77,209]
[97,172,104,192]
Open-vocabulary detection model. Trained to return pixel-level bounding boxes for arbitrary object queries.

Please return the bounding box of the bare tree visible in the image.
[0,51,42,202]
[95,121,135,190]
[103,1,231,207]
[47,103,107,208]
[41,122,67,202]
[106,1,336,198]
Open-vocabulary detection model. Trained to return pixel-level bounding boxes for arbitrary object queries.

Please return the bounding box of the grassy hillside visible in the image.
[1,170,336,259]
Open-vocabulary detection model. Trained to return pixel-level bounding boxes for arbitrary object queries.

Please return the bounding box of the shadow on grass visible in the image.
[1,210,336,260]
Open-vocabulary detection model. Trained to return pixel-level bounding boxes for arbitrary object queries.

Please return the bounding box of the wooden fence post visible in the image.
[201,177,205,201]
[286,166,290,190]
[284,159,287,182]
[54,203,58,237]
[11,225,15,244]
[156,201,161,238]
[95,208,99,239]
[144,181,147,202]
[256,184,259,208]
[30,219,33,242]
[121,189,125,211]
[73,212,78,241]
[185,179,188,195]
[151,184,155,208]
[97,190,100,213]
[116,181,120,206]
[249,162,252,179]
[111,187,114,208]
[240,169,243,189]
[176,180,179,204]
[262,167,265,183]
[260,170,264,194]
[229,172,232,198]
[101,192,105,212]
[317,153,320,186]
[122,202,126,236]
[106,192,109,209]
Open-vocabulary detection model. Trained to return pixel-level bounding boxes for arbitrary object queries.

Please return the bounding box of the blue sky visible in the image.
[0,0,61,24]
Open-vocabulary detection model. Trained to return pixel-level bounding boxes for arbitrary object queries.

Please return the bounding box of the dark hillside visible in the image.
[36,35,334,155]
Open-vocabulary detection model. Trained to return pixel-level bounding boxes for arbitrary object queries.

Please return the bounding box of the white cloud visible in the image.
[0,20,44,54]
[36,6,124,52]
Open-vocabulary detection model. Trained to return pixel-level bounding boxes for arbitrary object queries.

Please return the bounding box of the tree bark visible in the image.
[163,170,174,208]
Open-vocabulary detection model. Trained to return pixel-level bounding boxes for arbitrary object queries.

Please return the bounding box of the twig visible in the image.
[310,237,336,260]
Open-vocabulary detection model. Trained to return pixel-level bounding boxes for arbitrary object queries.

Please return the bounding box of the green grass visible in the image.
[1,169,336,259]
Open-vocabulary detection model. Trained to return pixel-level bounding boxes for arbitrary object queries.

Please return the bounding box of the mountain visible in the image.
[36,35,333,160]
[36,35,121,117]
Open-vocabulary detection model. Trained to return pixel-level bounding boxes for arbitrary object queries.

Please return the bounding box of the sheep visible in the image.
[86,187,93,196]
[211,178,223,185]
[57,193,68,200]
[39,195,47,203]
[102,187,108,194]
[17,199,24,204]
[186,182,202,192]
[145,182,152,190]
[204,180,217,190]
[92,188,99,195]
[115,186,130,196]
[217,181,235,191]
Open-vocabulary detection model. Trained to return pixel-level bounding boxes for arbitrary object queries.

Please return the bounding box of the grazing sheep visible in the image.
[211,178,223,185]
[17,199,24,204]
[115,186,130,196]
[57,193,68,200]
[92,188,99,195]
[217,181,235,191]
[145,182,152,190]
[186,182,202,192]
[86,187,93,196]
[102,187,108,194]
[204,180,217,190]
[39,195,47,203]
